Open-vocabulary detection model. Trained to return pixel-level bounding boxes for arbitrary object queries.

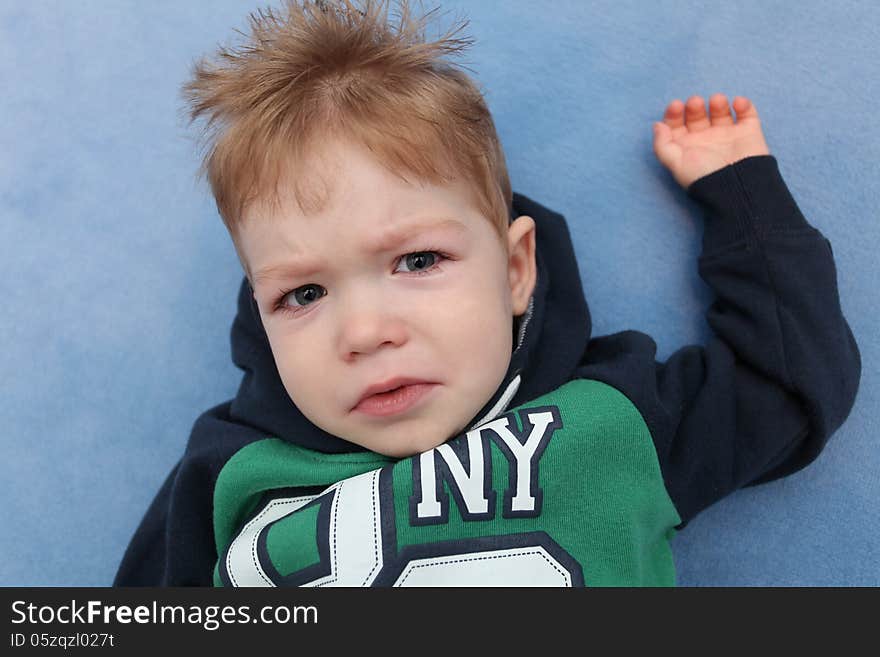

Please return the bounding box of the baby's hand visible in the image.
[653,94,770,189]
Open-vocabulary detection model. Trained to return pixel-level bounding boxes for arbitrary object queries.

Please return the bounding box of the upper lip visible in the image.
[352,376,434,409]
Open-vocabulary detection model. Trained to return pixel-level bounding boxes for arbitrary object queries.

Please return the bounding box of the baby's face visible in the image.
[238,139,535,457]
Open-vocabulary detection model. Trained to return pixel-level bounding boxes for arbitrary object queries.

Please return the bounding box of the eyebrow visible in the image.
[252,216,469,286]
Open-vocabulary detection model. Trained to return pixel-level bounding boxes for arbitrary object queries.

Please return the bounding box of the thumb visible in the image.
[652,121,678,167]
[652,121,671,143]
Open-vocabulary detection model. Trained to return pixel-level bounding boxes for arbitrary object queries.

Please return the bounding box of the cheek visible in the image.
[434,265,513,364]
[264,328,332,409]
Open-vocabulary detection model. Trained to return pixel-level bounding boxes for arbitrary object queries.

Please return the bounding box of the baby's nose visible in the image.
[337,305,408,361]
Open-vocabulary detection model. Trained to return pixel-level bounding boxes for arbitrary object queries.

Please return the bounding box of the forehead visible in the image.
[259,137,480,220]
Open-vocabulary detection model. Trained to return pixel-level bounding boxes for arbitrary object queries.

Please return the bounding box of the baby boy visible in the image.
[115,0,860,586]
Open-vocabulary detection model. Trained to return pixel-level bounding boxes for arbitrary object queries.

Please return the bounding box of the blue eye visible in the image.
[282,284,326,308]
[396,251,438,273]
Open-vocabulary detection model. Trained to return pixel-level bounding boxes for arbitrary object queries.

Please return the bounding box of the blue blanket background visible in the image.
[1,0,875,586]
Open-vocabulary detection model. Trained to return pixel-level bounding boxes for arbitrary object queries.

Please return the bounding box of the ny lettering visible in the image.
[411,407,562,525]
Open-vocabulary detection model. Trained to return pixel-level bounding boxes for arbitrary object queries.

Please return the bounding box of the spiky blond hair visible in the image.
[183,0,512,246]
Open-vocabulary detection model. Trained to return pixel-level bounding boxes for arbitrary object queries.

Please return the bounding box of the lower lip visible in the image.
[353,383,438,417]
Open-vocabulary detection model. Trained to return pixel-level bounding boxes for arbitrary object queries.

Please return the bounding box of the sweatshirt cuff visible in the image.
[686,155,810,253]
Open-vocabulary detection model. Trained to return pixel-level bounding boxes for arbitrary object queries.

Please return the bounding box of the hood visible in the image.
[227,191,592,453]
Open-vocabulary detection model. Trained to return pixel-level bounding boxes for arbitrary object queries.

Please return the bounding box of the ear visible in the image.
[507,215,537,316]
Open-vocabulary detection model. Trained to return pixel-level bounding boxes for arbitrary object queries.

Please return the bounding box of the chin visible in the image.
[373,429,451,459]
[377,440,443,459]
[346,414,464,458]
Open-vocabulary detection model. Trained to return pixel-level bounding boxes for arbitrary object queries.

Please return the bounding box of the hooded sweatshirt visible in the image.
[114,155,860,586]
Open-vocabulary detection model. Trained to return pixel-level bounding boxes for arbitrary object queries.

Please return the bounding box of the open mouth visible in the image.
[353,382,438,417]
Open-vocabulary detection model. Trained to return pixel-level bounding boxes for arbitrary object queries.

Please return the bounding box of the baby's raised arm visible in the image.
[576,97,861,523]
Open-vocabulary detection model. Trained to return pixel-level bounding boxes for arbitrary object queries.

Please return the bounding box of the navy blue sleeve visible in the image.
[113,462,180,585]
[114,402,245,586]
[576,155,861,525]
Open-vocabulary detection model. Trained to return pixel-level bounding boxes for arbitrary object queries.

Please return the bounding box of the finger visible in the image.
[732,96,760,122]
[662,99,686,129]
[708,93,734,126]
[685,95,711,132]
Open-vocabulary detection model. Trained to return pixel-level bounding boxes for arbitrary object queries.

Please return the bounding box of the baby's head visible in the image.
[185,0,536,457]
